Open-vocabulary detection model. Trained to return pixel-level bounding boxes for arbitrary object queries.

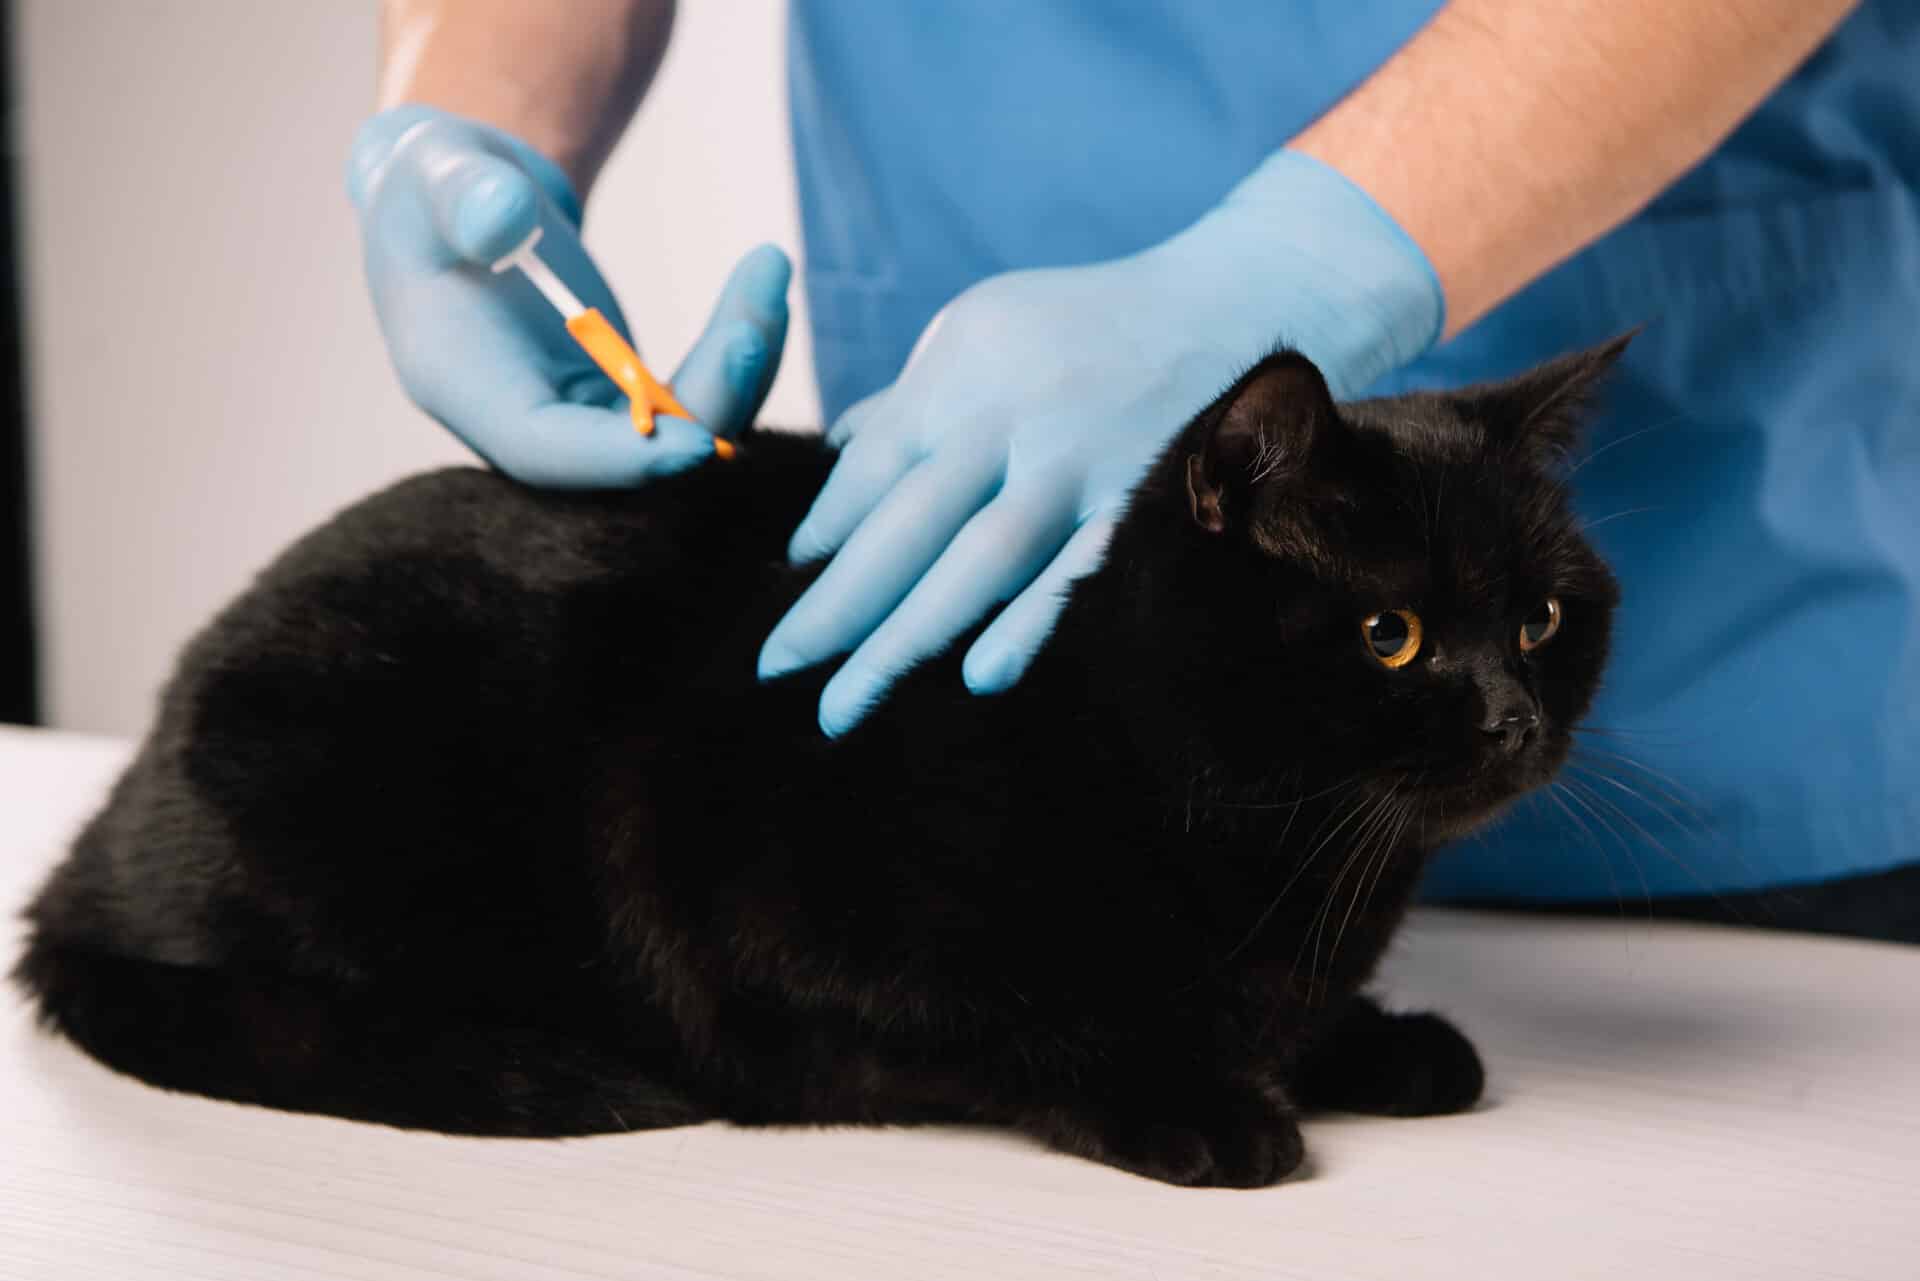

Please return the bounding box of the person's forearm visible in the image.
[378,0,675,197]
[1292,0,1857,337]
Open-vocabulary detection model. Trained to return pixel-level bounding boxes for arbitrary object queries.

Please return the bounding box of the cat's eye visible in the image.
[1362,609,1423,670]
[1519,598,1562,652]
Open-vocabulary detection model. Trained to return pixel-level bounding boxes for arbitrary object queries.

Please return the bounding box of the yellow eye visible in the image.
[1362,609,1423,669]
[1520,598,1562,652]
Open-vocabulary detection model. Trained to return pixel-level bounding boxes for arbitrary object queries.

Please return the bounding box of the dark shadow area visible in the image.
[0,2,38,725]
[1452,860,1920,946]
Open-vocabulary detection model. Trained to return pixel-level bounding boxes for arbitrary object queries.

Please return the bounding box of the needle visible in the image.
[491,228,732,460]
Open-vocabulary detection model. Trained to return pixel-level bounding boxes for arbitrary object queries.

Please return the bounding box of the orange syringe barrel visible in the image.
[565,309,734,460]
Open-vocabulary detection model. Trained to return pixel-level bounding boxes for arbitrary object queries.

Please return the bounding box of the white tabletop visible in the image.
[2,725,1915,1280]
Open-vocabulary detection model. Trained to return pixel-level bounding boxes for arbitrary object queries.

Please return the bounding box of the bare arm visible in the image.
[1293,0,1859,337]
[377,0,675,197]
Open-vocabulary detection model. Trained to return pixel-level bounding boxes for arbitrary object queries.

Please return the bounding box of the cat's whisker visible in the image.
[1217,780,1370,968]
[1320,791,1397,983]
[1358,776,1423,923]
[1288,785,1370,882]
[1570,743,1713,815]
[1191,772,1357,812]
[1546,781,1638,917]
[1570,725,1670,737]
[1269,775,1308,869]
[1559,774,1755,919]
[1570,723,1722,749]
[1578,505,1666,534]
[1291,796,1380,995]
[1564,412,1689,479]
[1553,776,1654,910]
[1303,778,1407,998]
[1565,760,1713,855]
[1344,787,1419,961]
[1562,764,1765,911]
[1353,796,1417,943]
[1248,429,1287,485]
[600,1093,633,1132]
[1566,758,1714,848]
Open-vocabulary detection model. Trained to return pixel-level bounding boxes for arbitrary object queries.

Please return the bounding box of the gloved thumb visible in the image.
[347,109,542,268]
[671,244,792,434]
[422,151,542,268]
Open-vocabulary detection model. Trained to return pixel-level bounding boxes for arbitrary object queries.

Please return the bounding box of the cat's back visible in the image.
[179,430,831,709]
[24,433,835,979]
[170,427,835,783]
[256,430,830,602]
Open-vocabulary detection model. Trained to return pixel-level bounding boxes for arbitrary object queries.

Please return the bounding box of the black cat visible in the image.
[14,340,1622,1187]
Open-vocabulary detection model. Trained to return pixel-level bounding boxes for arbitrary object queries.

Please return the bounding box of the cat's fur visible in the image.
[14,342,1623,1187]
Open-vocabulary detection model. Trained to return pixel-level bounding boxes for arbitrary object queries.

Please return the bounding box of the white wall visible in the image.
[16,0,816,736]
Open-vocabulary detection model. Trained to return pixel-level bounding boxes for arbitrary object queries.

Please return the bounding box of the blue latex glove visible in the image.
[759,151,1445,735]
[347,105,790,486]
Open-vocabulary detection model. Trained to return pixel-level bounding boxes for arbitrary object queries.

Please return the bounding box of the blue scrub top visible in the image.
[787,1,1920,899]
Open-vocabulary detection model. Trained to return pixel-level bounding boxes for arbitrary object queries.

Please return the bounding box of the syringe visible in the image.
[491,228,732,459]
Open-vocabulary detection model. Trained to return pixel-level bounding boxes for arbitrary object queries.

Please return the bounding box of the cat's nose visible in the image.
[1479,702,1541,754]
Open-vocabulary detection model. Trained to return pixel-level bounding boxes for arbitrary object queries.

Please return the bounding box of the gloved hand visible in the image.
[758,150,1446,736]
[347,105,790,486]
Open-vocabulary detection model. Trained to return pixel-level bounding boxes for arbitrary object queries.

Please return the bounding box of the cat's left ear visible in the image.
[1185,351,1335,534]
[1473,330,1636,461]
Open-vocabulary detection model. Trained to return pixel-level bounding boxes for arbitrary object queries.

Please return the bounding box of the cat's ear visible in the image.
[1473,331,1636,461]
[1185,351,1335,535]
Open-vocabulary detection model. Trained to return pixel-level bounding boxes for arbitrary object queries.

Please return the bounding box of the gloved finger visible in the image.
[350,105,584,227]
[816,476,1079,736]
[962,510,1119,694]
[825,390,885,450]
[345,109,423,212]
[783,419,921,564]
[473,401,719,489]
[759,446,1002,682]
[389,294,696,490]
[671,244,792,434]
[422,149,543,267]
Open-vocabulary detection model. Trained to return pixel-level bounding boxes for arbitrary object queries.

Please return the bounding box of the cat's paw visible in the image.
[1099,1113,1305,1188]
[1293,999,1485,1117]
[1038,1091,1305,1188]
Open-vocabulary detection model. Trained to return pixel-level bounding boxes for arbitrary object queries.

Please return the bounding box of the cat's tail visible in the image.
[12,937,709,1138]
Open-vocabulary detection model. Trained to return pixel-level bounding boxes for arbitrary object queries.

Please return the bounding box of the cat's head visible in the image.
[1088,338,1626,841]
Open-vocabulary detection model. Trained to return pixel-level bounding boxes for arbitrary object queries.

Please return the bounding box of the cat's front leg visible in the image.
[1021,1068,1305,1188]
[1290,994,1484,1116]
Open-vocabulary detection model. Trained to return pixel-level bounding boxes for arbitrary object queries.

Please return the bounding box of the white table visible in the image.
[2,726,1915,1280]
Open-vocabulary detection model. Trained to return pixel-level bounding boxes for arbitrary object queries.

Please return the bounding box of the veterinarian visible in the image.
[349,2,1918,934]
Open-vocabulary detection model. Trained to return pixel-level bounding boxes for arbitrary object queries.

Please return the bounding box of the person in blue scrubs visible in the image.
[351,2,1918,939]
